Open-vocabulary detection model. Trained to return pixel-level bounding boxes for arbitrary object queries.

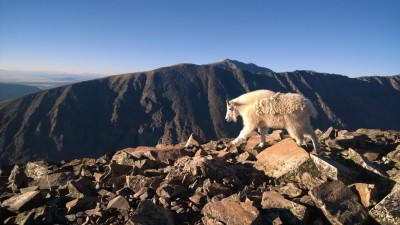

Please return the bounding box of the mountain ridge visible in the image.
[1,60,399,164]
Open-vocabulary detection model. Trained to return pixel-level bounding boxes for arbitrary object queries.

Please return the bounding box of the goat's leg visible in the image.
[258,126,268,148]
[287,126,304,146]
[232,124,258,145]
[304,122,319,152]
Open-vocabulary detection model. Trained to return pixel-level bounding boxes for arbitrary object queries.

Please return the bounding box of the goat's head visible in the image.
[225,100,239,123]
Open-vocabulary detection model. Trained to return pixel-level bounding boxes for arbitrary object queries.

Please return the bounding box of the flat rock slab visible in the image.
[347,148,386,177]
[254,138,310,178]
[66,197,98,214]
[309,180,369,225]
[369,184,400,225]
[1,190,43,212]
[310,154,356,183]
[261,191,308,224]
[202,198,261,225]
[107,195,130,210]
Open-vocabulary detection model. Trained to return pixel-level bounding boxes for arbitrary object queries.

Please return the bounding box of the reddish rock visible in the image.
[254,138,310,178]
[106,195,130,210]
[202,198,261,225]
[261,191,308,224]
[65,197,98,214]
[189,192,206,205]
[127,200,174,225]
[349,183,378,208]
[185,133,199,147]
[279,183,303,198]
[245,135,262,149]
[195,148,207,157]
[156,183,187,199]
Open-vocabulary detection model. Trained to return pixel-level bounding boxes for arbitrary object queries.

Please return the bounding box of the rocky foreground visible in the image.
[1,128,400,225]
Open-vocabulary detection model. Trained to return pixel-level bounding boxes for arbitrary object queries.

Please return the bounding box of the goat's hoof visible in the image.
[310,149,317,154]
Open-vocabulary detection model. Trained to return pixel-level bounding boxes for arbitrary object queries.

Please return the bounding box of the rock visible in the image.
[266,130,284,143]
[1,190,43,213]
[1,128,400,224]
[14,210,35,225]
[19,186,39,193]
[111,150,135,165]
[126,175,157,193]
[319,127,337,141]
[32,206,56,224]
[185,133,199,147]
[300,172,325,191]
[326,134,368,150]
[347,148,386,177]
[167,156,240,186]
[261,191,308,224]
[134,159,159,172]
[279,183,303,198]
[156,183,187,199]
[8,165,29,191]
[369,184,400,225]
[133,187,152,200]
[254,138,310,178]
[30,171,74,190]
[245,135,262,149]
[194,148,207,157]
[106,195,130,210]
[189,192,206,205]
[127,200,175,225]
[65,197,98,214]
[202,198,262,225]
[387,167,400,183]
[237,151,256,163]
[363,152,380,162]
[387,147,400,163]
[310,154,357,183]
[67,177,97,198]
[25,161,49,180]
[349,183,378,208]
[203,179,233,197]
[309,180,369,225]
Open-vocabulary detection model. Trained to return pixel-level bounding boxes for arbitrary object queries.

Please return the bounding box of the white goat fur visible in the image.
[225,89,319,150]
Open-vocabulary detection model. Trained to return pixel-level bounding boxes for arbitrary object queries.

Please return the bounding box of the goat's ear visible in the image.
[226,99,230,105]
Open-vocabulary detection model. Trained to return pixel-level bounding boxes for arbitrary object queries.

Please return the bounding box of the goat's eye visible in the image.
[229,107,234,111]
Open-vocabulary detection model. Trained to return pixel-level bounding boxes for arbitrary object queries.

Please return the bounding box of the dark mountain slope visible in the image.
[0,62,399,164]
[0,83,41,101]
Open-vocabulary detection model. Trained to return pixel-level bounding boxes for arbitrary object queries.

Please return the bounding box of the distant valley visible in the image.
[0,59,399,164]
[0,69,106,99]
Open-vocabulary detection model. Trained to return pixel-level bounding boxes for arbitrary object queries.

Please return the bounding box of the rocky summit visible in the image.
[0,128,399,225]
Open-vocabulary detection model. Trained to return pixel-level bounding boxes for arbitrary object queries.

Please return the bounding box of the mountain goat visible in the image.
[225,89,319,151]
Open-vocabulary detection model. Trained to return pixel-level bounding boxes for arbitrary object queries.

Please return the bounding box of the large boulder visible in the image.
[202,198,261,225]
[309,180,369,225]
[254,138,310,178]
[369,184,400,225]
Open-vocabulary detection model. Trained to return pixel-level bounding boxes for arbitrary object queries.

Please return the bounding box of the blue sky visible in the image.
[0,0,399,77]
